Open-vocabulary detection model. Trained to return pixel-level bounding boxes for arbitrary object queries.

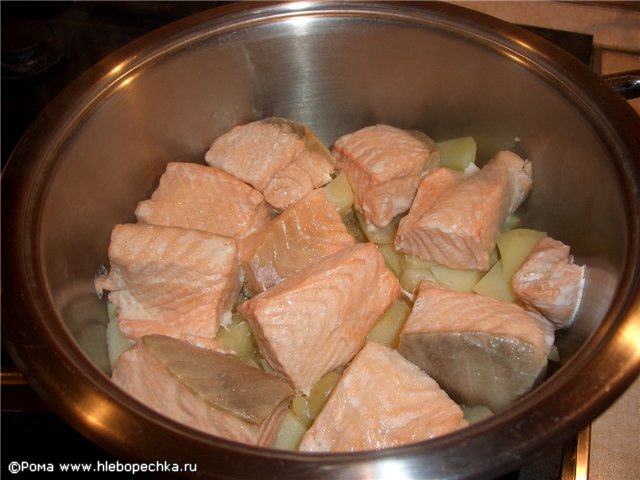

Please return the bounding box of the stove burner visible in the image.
[1,19,64,79]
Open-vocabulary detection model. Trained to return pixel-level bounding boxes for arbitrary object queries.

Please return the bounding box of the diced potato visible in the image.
[355,210,399,244]
[272,409,308,450]
[400,254,437,272]
[473,259,515,302]
[501,213,522,232]
[324,172,354,217]
[496,228,547,280]
[106,317,134,371]
[307,370,342,419]
[215,317,258,360]
[548,345,560,362]
[367,299,412,348]
[461,405,493,424]
[437,136,477,171]
[431,265,483,293]
[400,268,437,293]
[377,244,403,278]
[292,396,313,428]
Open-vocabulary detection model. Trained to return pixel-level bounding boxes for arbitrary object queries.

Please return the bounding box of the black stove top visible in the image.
[1,2,593,478]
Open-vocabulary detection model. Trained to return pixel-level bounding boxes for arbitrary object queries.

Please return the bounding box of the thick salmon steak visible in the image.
[205,117,335,210]
[332,124,440,229]
[238,243,401,394]
[135,162,271,239]
[298,342,466,452]
[95,224,241,350]
[395,151,533,270]
[398,281,554,411]
[112,335,293,447]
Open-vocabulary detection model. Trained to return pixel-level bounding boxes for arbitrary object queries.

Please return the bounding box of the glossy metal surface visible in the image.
[2,2,640,479]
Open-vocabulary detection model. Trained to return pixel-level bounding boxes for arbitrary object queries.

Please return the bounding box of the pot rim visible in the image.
[2,2,640,479]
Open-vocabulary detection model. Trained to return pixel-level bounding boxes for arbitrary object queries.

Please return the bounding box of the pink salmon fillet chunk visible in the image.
[94,224,241,350]
[238,243,401,394]
[135,162,271,239]
[239,188,355,293]
[332,124,440,229]
[395,151,533,270]
[512,236,586,329]
[112,335,293,447]
[205,117,335,210]
[398,281,555,411]
[298,342,467,452]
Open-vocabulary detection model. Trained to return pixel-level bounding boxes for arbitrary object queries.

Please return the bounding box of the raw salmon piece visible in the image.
[332,124,440,229]
[205,118,335,210]
[239,188,355,293]
[298,342,466,452]
[135,162,271,239]
[398,281,555,411]
[512,236,585,329]
[238,243,401,395]
[112,335,293,447]
[94,224,241,350]
[395,151,533,270]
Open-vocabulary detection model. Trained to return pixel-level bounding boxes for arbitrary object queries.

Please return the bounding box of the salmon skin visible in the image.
[205,117,335,210]
[135,162,271,239]
[395,151,533,270]
[112,335,294,447]
[95,224,241,350]
[238,243,401,395]
[239,188,355,294]
[298,342,466,452]
[398,281,554,411]
[512,236,586,329]
[332,124,440,229]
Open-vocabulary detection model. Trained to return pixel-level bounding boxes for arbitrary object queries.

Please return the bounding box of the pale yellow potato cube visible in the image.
[324,172,354,217]
[216,318,258,360]
[461,405,493,424]
[367,300,412,348]
[106,317,134,372]
[355,210,399,244]
[431,265,483,293]
[400,268,437,293]
[501,213,522,232]
[496,228,547,280]
[473,259,515,302]
[400,254,437,272]
[272,409,309,450]
[377,244,403,278]
[307,370,342,419]
[437,136,477,171]
[292,396,313,428]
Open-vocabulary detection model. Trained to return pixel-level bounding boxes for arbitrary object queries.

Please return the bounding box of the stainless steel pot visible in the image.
[3,2,640,479]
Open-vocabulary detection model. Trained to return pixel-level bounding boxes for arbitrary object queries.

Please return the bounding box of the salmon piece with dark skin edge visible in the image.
[238,243,401,395]
[332,124,440,229]
[238,188,355,294]
[135,162,271,239]
[512,236,586,329]
[94,224,241,351]
[398,281,554,412]
[205,117,335,210]
[395,151,533,271]
[298,341,467,452]
[112,335,294,447]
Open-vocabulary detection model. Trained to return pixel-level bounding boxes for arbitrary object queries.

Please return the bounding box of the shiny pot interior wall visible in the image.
[37,11,626,374]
